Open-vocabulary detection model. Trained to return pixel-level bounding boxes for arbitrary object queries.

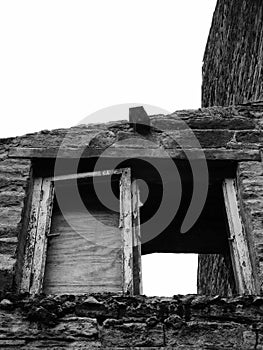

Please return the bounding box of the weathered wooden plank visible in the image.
[20,178,43,292]
[223,179,256,294]
[30,178,54,294]
[8,147,260,161]
[132,180,143,295]
[43,200,122,294]
[120,169,134,294]
[51,168,124,182]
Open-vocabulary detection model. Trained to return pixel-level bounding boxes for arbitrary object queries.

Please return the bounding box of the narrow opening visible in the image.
[142,253,198,296]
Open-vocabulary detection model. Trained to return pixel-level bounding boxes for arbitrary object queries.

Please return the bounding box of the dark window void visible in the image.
[139,160,234,255]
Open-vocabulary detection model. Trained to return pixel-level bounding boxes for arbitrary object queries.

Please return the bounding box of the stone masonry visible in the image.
[1,293,263,349]
[1,0,263,348]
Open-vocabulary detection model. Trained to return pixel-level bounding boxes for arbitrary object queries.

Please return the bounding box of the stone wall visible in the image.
[0,156,31,294]
[0,1,263,346]
[1,292,263,349]
[0,104,262,295]
[0,105,262,348]
[237,162,263,293]
[2,105,262,160]
[198,0,263,296]
[202,0,263,107]
[197,254,236,296]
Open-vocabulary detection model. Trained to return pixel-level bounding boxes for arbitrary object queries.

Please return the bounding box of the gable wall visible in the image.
[202,0,263,107]
[199,0,263,295]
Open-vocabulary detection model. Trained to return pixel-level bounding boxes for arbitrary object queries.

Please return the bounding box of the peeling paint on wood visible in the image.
[223,179,257,294]
[120,168,133,294]
[51,168,124,182]
[29,178,54,294]
[132,180,142,295]
[21,168,137,295]
[20,178,43,292]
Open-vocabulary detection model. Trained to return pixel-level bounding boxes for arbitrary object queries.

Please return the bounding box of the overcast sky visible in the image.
[0,1,217,296]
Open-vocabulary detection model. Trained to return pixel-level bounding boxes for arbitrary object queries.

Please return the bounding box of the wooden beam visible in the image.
[50,168,124,182]
[8,146,260,161]
[223,179,257,294]
[30,178,54,294]
[20,177,43,293]
[120,168,134,294]
[132,180,143,295]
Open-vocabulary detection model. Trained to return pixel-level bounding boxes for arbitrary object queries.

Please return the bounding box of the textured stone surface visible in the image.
[199,0,263,300]
[237,162,263,294]
[0,104,261,295]
[202,0,263,107]
[0,294,262,348]
[165,321,247,348]
[0,1,263,348]
[0,105,261,157]
[0,158,31,293]
[197,253,236,296]
[101,321,164,347]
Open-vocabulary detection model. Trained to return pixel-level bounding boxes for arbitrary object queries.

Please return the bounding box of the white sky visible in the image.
[0,0,217,295]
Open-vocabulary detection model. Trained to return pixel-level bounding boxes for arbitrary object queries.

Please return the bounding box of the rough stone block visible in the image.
[165,321,246,348]
[0,255,16,292]
[235,131,261,144]
[0,237,17,255]
[159,130,234,149]
[0,191,25,207]
[0,207,23,226]
[0,224,20,238]
[101,321,164,347]
[22,340,101,349]
[0,310,39,339]
[50,316,98,339]
[75,297,109,319]
[237,161,263,293]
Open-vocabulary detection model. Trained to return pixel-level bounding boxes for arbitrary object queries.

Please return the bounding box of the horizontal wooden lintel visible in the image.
[8,147,260,161]
[50,168,127,182]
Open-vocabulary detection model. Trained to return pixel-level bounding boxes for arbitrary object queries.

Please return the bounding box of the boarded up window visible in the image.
[21,169,142,295]
[43,179,122,294]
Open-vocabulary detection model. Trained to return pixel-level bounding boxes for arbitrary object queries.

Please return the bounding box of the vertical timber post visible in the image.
[223,179,256,294]
[120,169,134,294]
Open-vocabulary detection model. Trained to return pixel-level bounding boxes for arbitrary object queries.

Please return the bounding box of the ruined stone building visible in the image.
[1,0,263,348]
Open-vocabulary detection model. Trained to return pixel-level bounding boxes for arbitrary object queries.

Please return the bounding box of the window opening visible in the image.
[43,177,122,294]
[142,253,198,296]
[21,168,141,295]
